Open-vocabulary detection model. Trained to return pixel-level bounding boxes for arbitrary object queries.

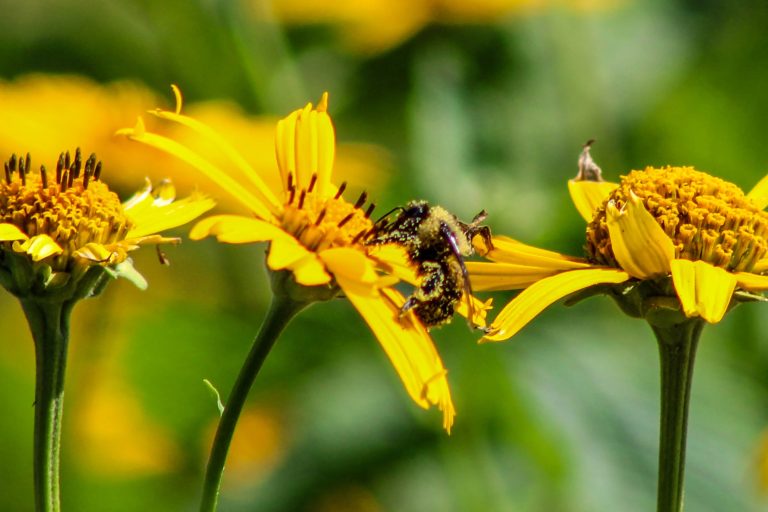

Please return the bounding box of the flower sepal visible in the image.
[0,250,114,303]
[269,267,340,305]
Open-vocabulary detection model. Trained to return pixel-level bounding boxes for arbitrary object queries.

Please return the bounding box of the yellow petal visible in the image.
[13,234,63,261]
[747,174,768,210]
[752,259,768,274]
[735,271,768,291]
[126,193,215,239]
[467,261,578,291]
[367,244,418,285]
[483,268,630,342]
[334,269,455,431]
[267,236,310,270]
[606,193,675,279]
[479,235,590,269]
[567,179,618,222]
[290,256,332,286]
[275,96,336,197]
[119,126,275,220]
[190,215,289,244]
[670,259,736,323]
[149,107,282,211]
[0,223,28,242]
[73,243,117,263]
[320,247,384,289]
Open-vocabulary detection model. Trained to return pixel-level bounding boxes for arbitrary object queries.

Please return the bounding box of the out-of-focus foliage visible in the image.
[1,0,768,510]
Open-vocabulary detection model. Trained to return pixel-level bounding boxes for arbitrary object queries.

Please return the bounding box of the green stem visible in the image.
[20,299,75,512]
[650,319,705,512]
[199,294,307,512]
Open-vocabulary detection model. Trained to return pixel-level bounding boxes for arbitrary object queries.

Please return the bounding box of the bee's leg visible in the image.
[470,225,494,253]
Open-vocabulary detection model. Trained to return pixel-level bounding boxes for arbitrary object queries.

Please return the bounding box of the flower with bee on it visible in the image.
[117,88,489,430]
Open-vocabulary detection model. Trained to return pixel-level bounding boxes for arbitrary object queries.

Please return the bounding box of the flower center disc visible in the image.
[280,193,373,253]
[586,166,768,272]
[0,154,132,268]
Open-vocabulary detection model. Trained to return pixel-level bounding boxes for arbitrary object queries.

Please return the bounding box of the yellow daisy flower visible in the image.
[118,89,456,430]
[0,149,215,299]
[469,144,768,341]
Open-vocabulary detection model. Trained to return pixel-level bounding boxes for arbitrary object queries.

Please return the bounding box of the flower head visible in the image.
[119,89,461,430]
[0,148,214,300]
[469,144,768,340]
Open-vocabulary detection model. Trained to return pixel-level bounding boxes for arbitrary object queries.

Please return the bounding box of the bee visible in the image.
[365,200,493,329]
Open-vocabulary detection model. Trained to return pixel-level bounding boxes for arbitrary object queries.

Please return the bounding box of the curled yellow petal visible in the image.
[606,193,675,279]
[13,234,63,261]
[747,174,768,210]
[120,128,274,221]
[0,223,28,242]
[275,96,335,197]
[670,259,736,323]
[567,179,618,222]
[289,255,332,286]
[149,105,282,212]
[484,268,630,342]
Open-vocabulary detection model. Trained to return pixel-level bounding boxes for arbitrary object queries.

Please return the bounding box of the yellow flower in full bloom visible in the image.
[119,89,457,430]
[0,149,215,299]
[469,144,768,341]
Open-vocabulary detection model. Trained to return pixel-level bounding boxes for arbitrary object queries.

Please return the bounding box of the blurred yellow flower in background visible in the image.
[261,0,623,53]
[0,74,387,204]
[120,89,456,430]
[469,145,768,340]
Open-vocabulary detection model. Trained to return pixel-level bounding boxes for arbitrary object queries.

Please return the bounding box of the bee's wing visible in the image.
[439,222,478,329]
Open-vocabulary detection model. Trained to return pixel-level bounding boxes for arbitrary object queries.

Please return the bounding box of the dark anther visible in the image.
[56,153,64,184]
[298,190,307,209]
[286,173,295,204]
[24,153,31,175]
[308,173,318,193]
[40,165,48,188]
[337,212,355,228]
[4,162,11,184]
[8,153,16,172]
[353,191,368,209]
[93,161,102,181]
[314,208,327,225]
[351,228,369,244]
[60,170,69,192]
[67,166,75,188]
[86,153,96,173]
[18,157,25,186]
[365,203,376,218]
[334,181,347,199]
[156,245,170,265]
[72,148,83,178]
[64,151,71,170]
[83,166,91,190]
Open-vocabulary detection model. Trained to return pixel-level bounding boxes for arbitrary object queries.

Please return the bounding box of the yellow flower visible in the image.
[118,89,456,430]
[469,145,768,341]
[0,149,214,299]
[262,0,622,53]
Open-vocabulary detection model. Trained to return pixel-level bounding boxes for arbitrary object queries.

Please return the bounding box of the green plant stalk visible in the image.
[651,319,704,512]
[20,299,76,512]
[199,294,307,512]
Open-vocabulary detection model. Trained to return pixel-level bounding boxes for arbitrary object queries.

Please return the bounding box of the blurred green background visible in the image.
[2,0,768,510]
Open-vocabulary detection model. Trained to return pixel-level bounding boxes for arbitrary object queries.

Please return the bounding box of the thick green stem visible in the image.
[199,294,307,512]
[651,319,704,512]
[20,299,75,512]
